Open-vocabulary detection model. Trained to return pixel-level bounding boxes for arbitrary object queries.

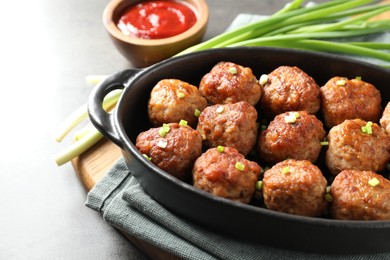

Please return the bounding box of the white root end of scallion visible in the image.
[53,128,104,166]
[53,103,88,143]
[85,75,108,85]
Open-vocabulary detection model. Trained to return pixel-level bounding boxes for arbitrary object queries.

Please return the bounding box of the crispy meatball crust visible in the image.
[196,101,258,156]
[193,147,261,204]
[320,77,382,128]
[330,170,390,220]
[380,101,390,135]
[259,66,320,118]
[199,61,261,106]
[136,123,202,181]
[326,119,390,175]
[148,79,208,127]
[262,159,328,217]
[258,111,326,164]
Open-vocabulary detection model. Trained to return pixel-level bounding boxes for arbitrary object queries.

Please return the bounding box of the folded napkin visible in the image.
[85,14,390,260]
[85,158,389,260]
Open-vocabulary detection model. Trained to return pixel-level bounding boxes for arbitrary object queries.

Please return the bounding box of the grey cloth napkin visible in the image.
[85,158,389,260]
[85,14,390,260]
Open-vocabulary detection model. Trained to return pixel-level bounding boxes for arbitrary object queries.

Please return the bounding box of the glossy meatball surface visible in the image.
[262,159,328,217]
[325,119,390,175]
[136,123,202,181]
[193,147,261,204]
[148,79,208,127]
[199,61,261,106]
[196,101,258,156]
[259,66,320,118]
[330,170,390,220]
[380,101,390,135]
[320,77,382,128]
[258,111,326,164]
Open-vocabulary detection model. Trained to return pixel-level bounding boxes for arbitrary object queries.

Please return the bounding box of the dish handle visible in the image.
[88,68,140,148]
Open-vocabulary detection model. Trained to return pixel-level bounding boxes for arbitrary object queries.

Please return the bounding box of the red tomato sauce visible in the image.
[117,0,197,39]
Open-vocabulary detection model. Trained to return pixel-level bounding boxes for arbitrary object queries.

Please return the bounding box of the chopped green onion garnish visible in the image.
[194,109,201,117]
[216,106,224,113]
[177,92,185,98]
[235,162,245,171]
[282,166,290,174]
[143,154,152,161]
[259,74,268,86]
[326,186,331,193]
[361,121,373,135]
[255,180,263,191]
[320,141,329,146]
[217,145,225,153]
[325,193,333,202]
[179,119,188,126]
[368,177,380,187]
[284,112,299,123]
[159,123,171,137]
[355,76,362,80]
[229,67,237,74]
[336,79,347,86]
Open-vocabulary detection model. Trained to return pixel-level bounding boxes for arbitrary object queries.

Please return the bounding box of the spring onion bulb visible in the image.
[53,128,103,166]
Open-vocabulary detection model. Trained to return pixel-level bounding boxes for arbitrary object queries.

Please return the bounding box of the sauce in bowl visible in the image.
[117,0,197,39]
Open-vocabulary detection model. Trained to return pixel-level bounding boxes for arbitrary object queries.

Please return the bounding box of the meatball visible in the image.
[258,111,326,164]
[199,61,261,106]
[259,66,320,118]
[262,159,328,217]
[148,79,208,128]
[330,170,390,220]
[193,147,262,204]
[320,76,382,128]
[380,101,390,135]
[136,123,202,181]
[196,101,258,156]
[326,119,390,175]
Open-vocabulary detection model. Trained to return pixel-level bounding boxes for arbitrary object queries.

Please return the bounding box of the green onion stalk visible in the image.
[53,0,390,166]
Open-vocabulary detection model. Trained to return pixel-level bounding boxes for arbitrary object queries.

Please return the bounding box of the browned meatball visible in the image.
[259,66,320,118]
[196,101,258,156]
[320,76,382,128]
[136,123,202,181]
[199,61,261,106]
[258,111,326,164]
[326,119,390,175]
[193,147,262,204]
[262,159,328,217]
[380,101,390,135]
[148,79,208,128]
[330,170,390,220]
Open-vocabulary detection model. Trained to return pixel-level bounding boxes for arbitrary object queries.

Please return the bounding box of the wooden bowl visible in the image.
[103,0,209,67]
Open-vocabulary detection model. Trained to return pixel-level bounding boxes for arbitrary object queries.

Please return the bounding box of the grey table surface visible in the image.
[0,0,324,259]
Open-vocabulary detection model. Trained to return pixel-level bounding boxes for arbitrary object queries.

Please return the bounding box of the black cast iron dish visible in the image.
[88,47,390,254]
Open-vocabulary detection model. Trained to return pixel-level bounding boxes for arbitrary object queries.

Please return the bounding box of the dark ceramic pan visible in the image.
[88,47,390,254]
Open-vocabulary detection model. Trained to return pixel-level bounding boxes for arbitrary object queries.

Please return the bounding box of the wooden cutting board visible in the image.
[71,3,390,258]
[72,138,179,260]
